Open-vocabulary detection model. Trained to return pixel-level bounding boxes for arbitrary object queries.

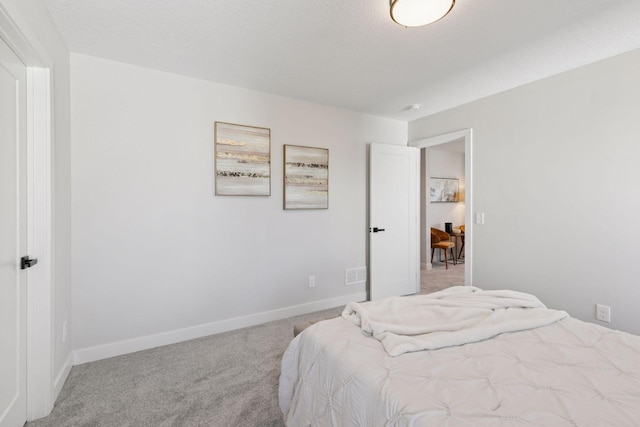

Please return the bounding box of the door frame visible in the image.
[409,129,473,286]
[0,5,55,420]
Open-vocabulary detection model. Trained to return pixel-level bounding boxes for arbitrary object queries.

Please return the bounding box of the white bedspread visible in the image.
[342,286,568,356]
[280,291,640,426]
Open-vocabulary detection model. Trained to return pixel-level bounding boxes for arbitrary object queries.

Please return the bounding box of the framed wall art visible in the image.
[430,177,459,203]
[283,145,329,210]
[214,122,271,196]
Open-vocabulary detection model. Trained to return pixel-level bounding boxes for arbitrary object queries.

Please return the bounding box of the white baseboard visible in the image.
[73,292,366,365]
[53,352,73,401]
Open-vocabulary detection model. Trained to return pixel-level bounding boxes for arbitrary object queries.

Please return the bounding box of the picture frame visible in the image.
[283,145,329,210]
[214,121,271,196]
[430,177,459,203]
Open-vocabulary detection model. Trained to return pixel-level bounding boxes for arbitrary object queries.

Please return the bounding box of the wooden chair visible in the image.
[457,225,465,258]
[431,228,456,269]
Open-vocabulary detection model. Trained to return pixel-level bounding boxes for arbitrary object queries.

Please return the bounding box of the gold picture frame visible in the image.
[283,145,329,210]
[430,177,459,203]
[214,122,271,196]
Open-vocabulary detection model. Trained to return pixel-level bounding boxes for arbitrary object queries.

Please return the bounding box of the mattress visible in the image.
[280,313,640,426]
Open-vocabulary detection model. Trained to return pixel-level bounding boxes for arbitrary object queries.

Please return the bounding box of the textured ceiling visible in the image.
[44,0,640,121]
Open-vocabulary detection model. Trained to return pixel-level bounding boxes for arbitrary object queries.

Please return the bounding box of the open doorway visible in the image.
[409,129,472,294]
[421,140,465,293]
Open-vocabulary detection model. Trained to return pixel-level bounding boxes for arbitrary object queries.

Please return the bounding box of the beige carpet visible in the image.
[27,307,343,427]
[28,267,464,427]
[420,257,465,294]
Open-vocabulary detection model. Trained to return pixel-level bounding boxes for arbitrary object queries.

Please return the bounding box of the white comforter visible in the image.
[280,290,640,426]
[342,286,568,356]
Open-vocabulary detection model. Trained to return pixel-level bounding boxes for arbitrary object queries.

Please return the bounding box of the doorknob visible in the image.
[372,227,386,233]
[21,256,38,270]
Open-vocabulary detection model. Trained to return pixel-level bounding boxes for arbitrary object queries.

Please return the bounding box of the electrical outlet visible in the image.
[595,304,611,323]
[308,276,316,288]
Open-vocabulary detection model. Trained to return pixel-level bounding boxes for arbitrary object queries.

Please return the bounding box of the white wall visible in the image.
[409,48,640,335]
[427,148,465,231]
[70,53,407,359]
[0,0,72,405]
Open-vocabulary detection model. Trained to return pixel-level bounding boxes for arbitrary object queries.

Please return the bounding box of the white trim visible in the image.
[25,67,53,420]
[409,128,473,286]
[52,353,73,400]
[421,262,433,271]
[410,129,470,148]
[73,292,366,365]
[0,4,57,421]
[0,5,52,67]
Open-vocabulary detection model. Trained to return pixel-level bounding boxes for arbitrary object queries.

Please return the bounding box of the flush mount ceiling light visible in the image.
[390,0,455,27]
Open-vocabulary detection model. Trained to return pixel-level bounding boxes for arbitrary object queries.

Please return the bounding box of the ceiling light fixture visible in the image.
[390,0,455,27]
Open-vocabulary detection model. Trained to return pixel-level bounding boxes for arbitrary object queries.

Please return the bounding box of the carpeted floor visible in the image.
[28,266,463,427]
[421,256,465,294]
[27,307,343,427]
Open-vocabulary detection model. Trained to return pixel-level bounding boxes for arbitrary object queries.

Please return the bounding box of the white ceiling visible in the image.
[44,0,640,121]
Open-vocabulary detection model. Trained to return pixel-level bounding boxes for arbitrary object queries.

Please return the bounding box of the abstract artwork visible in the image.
[430,177,459,203]
[214,122,271,196]
[283,145,329,210]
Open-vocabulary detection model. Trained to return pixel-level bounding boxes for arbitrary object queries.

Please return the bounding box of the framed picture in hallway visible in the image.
[283,145,329,209]
[430,177,459,203]
[214,122,271,196]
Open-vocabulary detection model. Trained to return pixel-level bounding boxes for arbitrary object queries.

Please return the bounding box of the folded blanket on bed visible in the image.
[342,286,568,356]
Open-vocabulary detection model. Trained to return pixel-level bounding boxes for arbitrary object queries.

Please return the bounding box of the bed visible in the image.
[279,286,640,426]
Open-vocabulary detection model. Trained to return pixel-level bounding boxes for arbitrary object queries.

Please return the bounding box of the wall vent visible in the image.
[345,267,367,286]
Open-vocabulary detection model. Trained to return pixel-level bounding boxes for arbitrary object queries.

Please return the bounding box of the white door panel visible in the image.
[0,37,27,427]
[369,143,419,300]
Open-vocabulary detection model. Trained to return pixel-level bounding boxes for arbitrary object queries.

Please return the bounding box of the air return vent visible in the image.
[345,267,367,286]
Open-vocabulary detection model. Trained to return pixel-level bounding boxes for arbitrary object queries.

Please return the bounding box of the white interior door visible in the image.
[0,38,27,427]
[369,143,419,300]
